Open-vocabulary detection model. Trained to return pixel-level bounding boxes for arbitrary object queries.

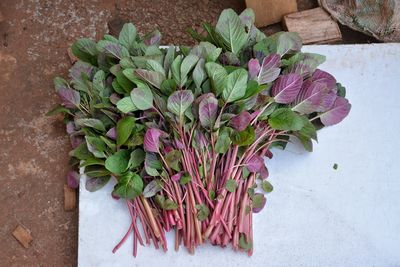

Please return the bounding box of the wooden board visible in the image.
[12,225,33,248]
[245,0,297,27]
[283,7,342,44]
[64,185,77,211]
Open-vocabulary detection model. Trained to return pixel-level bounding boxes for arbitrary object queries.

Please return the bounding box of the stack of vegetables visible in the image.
[49,8,351,256]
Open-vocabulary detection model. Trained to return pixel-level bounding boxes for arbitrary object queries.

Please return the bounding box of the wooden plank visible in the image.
[283,7,342,44]
[64,185,77,211]
[245,0,297,27]
[12,225,33,248]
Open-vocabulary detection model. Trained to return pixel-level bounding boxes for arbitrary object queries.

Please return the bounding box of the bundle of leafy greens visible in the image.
[49,8,351,256]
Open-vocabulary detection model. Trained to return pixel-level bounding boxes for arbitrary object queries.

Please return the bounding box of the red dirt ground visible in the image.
[0,0,376,266]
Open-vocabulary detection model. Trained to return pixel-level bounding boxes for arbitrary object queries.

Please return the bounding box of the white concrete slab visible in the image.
[78,44,400,267]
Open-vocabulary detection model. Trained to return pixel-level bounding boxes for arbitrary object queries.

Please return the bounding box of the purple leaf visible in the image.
[195,131,208,149]
[67,170,80,188]
[258,53,281,84]
[271,73,303,104]
[57,88,80,108]
[69,61,94,81]
[248,58,260,80]
[70,135,84,149]
[199,95,218,128]
[259,164,269,179]
[174,138,185,150]
[171,172,183,182]
[109,93,121,105]
[144,30,162,46]
[144,128,163,153]
[66,122,76,134]
[85,176,110,192]
[250,110,261,120]
[106,127,117,140]
[292,81,331,114]
[320,97,351,126]
[316,91,337,112]
[246,155,264,173]
[312,69,337,90]
[230,111,252,131]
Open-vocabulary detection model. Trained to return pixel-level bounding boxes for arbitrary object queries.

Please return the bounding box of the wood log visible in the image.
[64,184,77,211]
[283,7,342,44]
[12,225,33,248]
[245,0,297,27]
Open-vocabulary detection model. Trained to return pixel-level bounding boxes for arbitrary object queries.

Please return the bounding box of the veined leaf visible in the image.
[167,90,194,120]
[271,74,302,104]
[199,94,218,129]
[268,108,304,131]
[205,62,227,96]
[223,68,248,103]
[320,97,351,126]
[116,117,135,146]
[113,172,143,199]
[216,9,248,54]
[134,69,165,89]
[130,85,154,110]
[118,23,137,50]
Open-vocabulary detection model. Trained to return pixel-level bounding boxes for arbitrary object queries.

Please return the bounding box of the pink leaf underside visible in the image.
[248,58,261,80]
[106,127,117,140]
[312,69,337,91]
[199,95,218,128]
[246,154,264,173]
[271,73,303,104]
[258,53,281,84]
[144,128,163,152]
[293,81,336,114]
[58,87,80,108]
[230,111,252,131]
[320,97,351,126]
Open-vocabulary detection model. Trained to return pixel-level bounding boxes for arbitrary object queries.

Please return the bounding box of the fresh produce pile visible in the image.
[49,8,351,256]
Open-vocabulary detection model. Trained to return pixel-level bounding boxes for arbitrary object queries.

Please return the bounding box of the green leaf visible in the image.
[85,166,111,178]
[179,172,192,185]
[105,150,131,174]
[69,143,90,160]
[225,179,237,192]
[216,9,248,54]
[193,59,206,89]
[118,23,136,50]
[242,80,268,100]
[239,234,252,251]
[86,176,111,192]
[116,117,135,146]
[130,85,153,110]
[75,118,106,132]
[93,70,106,93]
[231,126,255,146]
[167,90,194,120]
[165,150,182,172]
[269,108,304,131]
[145,152,162,176]
[215,128,231,154]
[195,204,210,221]
[205,62,227,96]
[207,47,222,62]
[128,148,145,168]
[337,83,346,97]
[146,59,166,76]
[261,180,273,193]
[71,38,98,65]
[97,40,130,59]
[163,199,178,210]
[160,79,177,96]
[171,55,182,86]
[113,172,143,199]
[85,136,107,158]
[116,71,134,92]
[134,69,165,89]
[80,157,105,168]
[116,97,138,113]
[180,54,199,86]
[46,105,72,116]
[223,68,248,103]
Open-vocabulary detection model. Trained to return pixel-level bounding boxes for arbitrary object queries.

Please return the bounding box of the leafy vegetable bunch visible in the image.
[49,8,351,256]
